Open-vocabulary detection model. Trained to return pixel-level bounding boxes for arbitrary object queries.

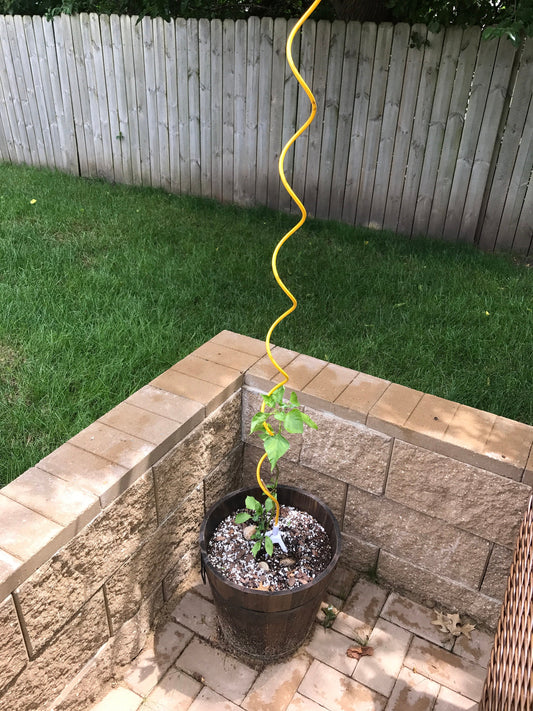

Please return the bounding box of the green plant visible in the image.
[235,491,277,557]
[250,386,317,471]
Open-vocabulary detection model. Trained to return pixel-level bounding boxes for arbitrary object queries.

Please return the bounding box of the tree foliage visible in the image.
[0,0,531,43]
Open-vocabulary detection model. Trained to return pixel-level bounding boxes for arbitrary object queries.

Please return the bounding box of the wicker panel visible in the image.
[480,494,533,711]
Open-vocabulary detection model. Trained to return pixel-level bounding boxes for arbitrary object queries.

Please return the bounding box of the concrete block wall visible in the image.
[1,330,532,709]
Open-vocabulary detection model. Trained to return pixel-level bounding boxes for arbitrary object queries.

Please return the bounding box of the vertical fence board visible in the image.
[255,17,273,206]
[369,22,410,229]
[513,173,533,254]
[141,17,159,187]
[328,21,360,222]
[316,20,345,219]
[382,23,426,232]
[187,19,201,195]
[210,19,223,201]
[164,18,178,192]
[412,27,463,237]
[199,18,212,198]
[2,16,33,164]
[233,18,248,205]
[100,15,120,182]
[222,19,235,202]
[175,18,190,193]
[131,16,150,185]
[121,15,141,184]
[357,22,394,227]
[459,37,517,242]
[242,16,260,205]
[398,28,444,236]
[266,18,287,210]
[279,18,299,213]
[21,16,51,166]
[12,15,42,165]
[292,18,316,215]
[33,17,61,168]
[91,14,114,180]
[110,15,130,183]
[154,18,170,192]
[478,39,533,251]
[0,54,14,161]
[428,27,481,238]
[0,16,25,162]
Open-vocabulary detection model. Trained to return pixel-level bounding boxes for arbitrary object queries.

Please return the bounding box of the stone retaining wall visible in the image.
[1,330,532,710]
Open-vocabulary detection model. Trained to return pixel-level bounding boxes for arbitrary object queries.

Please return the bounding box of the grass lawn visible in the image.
[1,163,532,486]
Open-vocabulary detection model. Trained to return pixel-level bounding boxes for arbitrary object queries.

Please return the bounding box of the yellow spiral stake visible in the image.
[256,0,323,529]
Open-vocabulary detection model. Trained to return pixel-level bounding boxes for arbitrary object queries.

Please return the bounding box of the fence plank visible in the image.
[459,37,516,242]
[175,17,190,192]
[369,22,410,229]
[242,15,260,206]
[266,17,287,210]
[478,39,533,251]
[199,17,212,198]
[233,18,248,205]
[210,19,223,201]
[21,15,52,166]
[187,18,201,195]
[316,20,345,220]
[33,17,61,169]
[279,18,299,213]
[141,16,159,187]
[100,15,120,182]
[428,27,481,238]
[3,16,34,165]
[121,15,141,184]
[0,15,27,162]
[154,18,170,192]
[292,18,316,215]
[513,171,533,255]
[12,15,43,165]
[328,21,360,222]
[398,27,444,236]
[412,27,463,237]
[164,18,178,192]
[382,23,426,232]
[222,18,235,202]
[110,15,130,183]
[255,17,273,206]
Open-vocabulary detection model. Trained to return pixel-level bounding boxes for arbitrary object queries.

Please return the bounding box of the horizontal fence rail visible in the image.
[0,14,531,254]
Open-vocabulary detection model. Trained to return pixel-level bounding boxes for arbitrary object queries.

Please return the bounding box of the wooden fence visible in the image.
[0,14,531,254]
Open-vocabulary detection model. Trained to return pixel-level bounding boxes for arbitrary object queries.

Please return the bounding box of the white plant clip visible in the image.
[266,525,288,553]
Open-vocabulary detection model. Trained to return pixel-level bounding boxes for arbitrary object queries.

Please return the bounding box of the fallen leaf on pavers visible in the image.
[431,611,476,638]
[346,645,374,659]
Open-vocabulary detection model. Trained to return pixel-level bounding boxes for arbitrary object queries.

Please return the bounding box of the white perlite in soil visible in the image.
[207,505,332,592]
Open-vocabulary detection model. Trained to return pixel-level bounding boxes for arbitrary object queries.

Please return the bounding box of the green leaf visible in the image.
[245,495,261,512]
[264,497,275,511]
[264,535,274,556]
[301,412,318,429]
[234,512,251,524]
[264,432,290,470]
[250,412,268,433]
[290,390,299,406]
[284,408,304,433]
[251,540,261,557]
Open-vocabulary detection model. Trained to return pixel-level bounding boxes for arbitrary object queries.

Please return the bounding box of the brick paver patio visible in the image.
[87,566,493,711]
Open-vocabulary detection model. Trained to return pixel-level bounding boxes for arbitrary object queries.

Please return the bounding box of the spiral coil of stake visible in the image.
[256,0,323,549]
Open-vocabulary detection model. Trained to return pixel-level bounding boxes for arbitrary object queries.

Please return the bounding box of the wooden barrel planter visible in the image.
[199,484,341,662]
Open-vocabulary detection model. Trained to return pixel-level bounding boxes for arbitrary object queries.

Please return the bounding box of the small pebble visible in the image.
[280,557,296,567]
[258,561,270,571]
[243,525,257,540]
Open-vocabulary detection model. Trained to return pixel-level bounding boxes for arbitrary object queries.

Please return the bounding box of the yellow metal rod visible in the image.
[256,0,323,526]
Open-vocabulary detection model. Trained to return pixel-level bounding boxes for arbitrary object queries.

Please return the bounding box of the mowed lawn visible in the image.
[1,163,532,485]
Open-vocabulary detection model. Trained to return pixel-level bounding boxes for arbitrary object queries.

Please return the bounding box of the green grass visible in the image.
[1,163,532,486]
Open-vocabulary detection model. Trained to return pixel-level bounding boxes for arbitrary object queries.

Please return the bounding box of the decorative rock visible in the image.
[243,525,257,541]
[257,561,270,572]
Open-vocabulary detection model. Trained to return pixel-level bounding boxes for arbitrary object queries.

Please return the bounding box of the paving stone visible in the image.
[242,651,311,711]
[453,627,494,668]
[126,384,204,425]
[332,579,388,640]
[37,443,129,507]
[484,415,533,480]
[301,362,357,406]
[286,693,335,711]
[298,659,387,711]
[353,618,412,697]
[300,408,392,495]
[304,624,357,676]
[377,551,502,630]
[170,591,218,641]
[0,548,23,601]
[0,594,27,690]
[381,592,454,649]
[384,667,440,711]
[366,383,423,437]
[244,348,299,391]
[386,440,531,547]
[335,373,391,423]
[404,637,486,701]
[123,621,193,697]
[176,637,257,704]
[172,355,243,390]
[192,340,263,372]
[0,494,63,562]
[15,470,157,654]
[188,687,242,710]
[144,667,202,710]
[434,686,479,710]
[88,686,143,711]
[210,330,266,358]
[345,487,491,588]
[69,421,155,474]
